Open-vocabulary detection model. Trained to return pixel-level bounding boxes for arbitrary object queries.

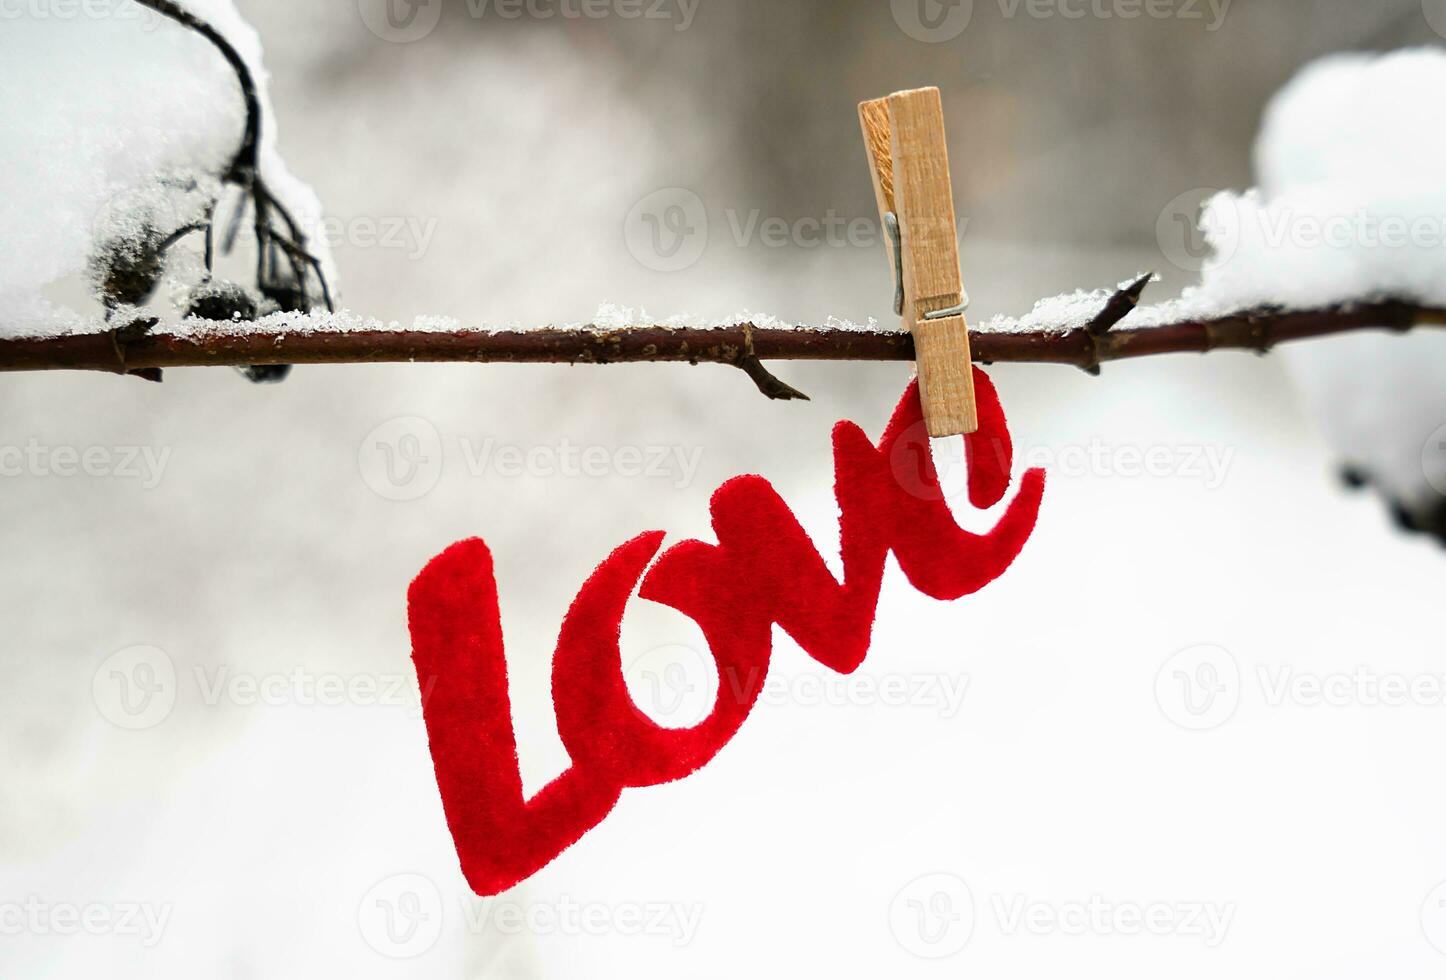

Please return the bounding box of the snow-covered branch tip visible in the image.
[2,279,1443,399]
[126,0,333,318]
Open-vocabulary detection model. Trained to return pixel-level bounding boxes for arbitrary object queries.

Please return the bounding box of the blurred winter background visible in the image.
[2,0,1446,975]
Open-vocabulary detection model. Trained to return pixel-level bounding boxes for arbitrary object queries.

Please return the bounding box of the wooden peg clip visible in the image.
[859,86,978,437]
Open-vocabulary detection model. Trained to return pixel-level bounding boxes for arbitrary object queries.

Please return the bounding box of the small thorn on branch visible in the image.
[733,322,808,401]
[1081,272,1155,376]
[1087,272,1155,337]
[736,353,810,401]
[107,316,163,382]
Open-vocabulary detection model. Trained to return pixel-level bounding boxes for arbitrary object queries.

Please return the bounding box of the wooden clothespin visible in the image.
[859,87,978,437]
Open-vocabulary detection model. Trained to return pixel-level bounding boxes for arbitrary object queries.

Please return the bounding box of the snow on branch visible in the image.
[0,0,333,380]
[0,280,1441,401]
[3,13,1445,399]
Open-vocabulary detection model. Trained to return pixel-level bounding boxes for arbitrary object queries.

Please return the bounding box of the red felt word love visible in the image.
[408,368,1045,897]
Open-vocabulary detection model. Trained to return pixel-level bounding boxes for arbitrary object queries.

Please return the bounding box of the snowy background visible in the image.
[2,0,1446,976]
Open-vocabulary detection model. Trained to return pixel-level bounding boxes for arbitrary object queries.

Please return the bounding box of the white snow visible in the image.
[160,304,870,340]
[983,49,1446,335]
[0,0,333,337]
[586,304,876,333]
[1197,48,1446,313]
[974,276,1159,335]
[1261,50,1446,518]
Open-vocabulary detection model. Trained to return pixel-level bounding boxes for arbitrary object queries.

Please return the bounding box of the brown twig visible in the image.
[2,297,1442,385]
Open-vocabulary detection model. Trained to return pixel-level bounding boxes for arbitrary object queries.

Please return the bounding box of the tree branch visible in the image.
[2,298,1441,387]
[85,9,1446,396]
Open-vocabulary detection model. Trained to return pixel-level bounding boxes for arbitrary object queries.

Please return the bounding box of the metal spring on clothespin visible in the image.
[885,211,970,321]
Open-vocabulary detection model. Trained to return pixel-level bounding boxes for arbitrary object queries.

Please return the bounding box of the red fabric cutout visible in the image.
[408,367,1045,896]
[965,369,1014,509]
